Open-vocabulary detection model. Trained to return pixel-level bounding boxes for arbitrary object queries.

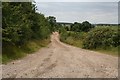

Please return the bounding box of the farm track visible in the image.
[2,32,118,78]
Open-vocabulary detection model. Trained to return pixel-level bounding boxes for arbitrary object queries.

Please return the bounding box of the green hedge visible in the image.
[82,27,119,49]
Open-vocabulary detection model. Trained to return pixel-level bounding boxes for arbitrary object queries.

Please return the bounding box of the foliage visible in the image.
[82,27,119,49]
[59,27,68,41]
[81,21,95,32]
[3,2,34,45]
[70,22,80,32]
[2,2,51,63]
[60,26,119,56]
[47,16,57,32]
[70,21,95,32]
[2,2,51,45]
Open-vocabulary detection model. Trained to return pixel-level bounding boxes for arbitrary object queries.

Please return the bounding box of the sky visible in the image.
[35,2,118,24]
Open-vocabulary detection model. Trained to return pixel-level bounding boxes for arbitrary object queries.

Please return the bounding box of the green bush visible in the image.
[60,30,86,48]
[70,21,95,32]
[59,27,68,41]
[2,2,52,63]
[82,27,119,49]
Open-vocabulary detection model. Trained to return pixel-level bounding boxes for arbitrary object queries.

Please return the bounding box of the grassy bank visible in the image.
[61,36,83,48]
[92,46,118,56]
[2,39,50,64]
[60,31,84,50]
[60,26,119,56]
[60,36,118,56]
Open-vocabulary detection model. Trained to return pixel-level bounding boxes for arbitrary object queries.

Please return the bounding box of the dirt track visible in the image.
[2,32,118,78]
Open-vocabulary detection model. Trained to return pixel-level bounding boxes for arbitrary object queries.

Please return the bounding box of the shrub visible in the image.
[70,21,95,32]
[82,27,119,49]
[60,27,68,41]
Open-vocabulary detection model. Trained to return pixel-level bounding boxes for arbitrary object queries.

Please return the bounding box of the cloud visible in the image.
[36,2,118,24]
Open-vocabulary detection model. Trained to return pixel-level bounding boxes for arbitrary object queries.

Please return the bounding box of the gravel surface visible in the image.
[2,32,118,78]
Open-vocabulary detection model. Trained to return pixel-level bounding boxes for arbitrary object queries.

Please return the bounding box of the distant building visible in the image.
[57,22,73,27]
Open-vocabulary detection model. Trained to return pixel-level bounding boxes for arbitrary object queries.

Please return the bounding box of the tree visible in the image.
[2,2,51,46]
[2,2,53,63]
[70,22,80,32]
[47,16,57,32]
[81,21,95,32]
[70,21,95,32]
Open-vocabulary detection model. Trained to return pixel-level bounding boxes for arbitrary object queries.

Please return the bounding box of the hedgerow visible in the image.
[82,27,119,49]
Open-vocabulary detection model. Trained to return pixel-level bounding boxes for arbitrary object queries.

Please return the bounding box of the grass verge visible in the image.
[60,36,118,57]
[2,39,50,64]
[61,36,83,48]
[92,47,118,57]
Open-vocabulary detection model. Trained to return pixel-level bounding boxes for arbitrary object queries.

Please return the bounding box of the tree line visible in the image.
[2,2,59,63]
[59,21,95,32]
[2,2,57,47]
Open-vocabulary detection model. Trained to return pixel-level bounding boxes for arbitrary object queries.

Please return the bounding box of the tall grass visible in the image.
[60,31,86,48]
[2,39,50,64]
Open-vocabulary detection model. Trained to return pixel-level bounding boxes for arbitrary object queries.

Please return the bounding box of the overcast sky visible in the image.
[35,2,118,24]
